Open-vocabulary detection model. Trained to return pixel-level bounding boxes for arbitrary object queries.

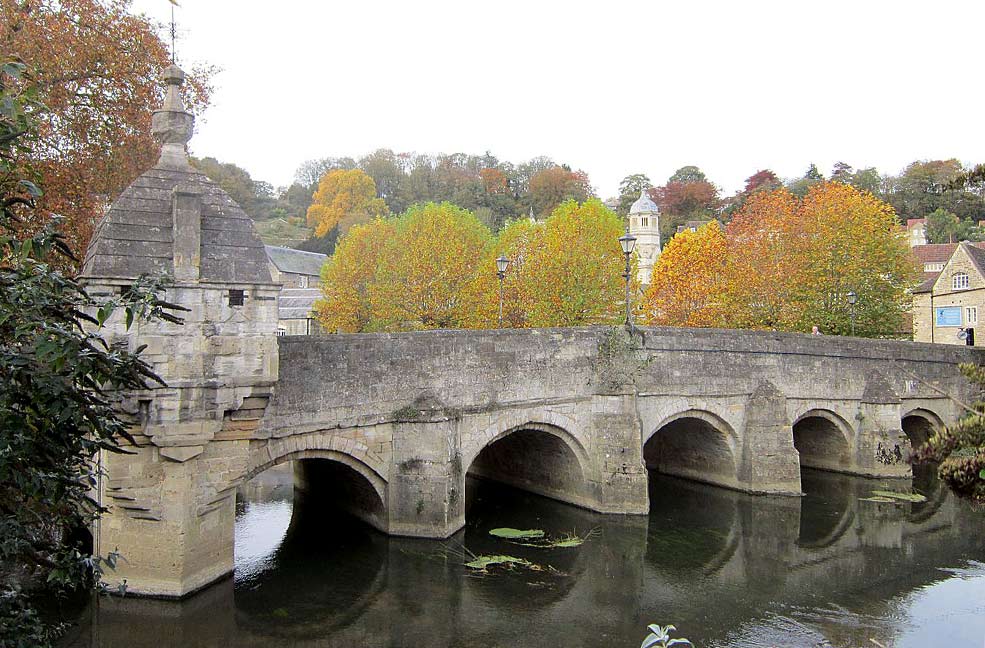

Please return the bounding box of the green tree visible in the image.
[926,207,966,244]
[617,173,652,215]
[668,165,707,185]
[0,61,178,647]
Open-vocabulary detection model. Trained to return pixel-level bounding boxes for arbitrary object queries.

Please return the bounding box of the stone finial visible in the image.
[151,64,194,169]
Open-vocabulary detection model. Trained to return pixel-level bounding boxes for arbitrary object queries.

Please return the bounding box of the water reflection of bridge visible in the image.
[72,469,985,648]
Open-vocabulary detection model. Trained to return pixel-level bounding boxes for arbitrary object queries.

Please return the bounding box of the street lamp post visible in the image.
[618,227,638,327]
[496,255,510,327]
[847,290,858,336]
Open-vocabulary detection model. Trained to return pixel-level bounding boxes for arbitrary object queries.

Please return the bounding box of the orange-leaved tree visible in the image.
[314,218,395,333]
[369,202,493,330]
[306,168,389,237]
[2,0,214,261]
[722,188,804,329]
[642,221,727,327]
[520,199,628,327]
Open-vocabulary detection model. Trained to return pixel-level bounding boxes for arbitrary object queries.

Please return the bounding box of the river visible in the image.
[60,465,985,647]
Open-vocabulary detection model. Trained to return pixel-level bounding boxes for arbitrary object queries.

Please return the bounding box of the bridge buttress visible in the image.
[854,376,909,478]
[738,381,802,494]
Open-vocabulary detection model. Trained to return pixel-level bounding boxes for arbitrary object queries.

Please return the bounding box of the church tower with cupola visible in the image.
[627,189,661,286]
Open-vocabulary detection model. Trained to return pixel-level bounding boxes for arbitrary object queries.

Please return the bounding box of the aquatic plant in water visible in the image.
[487,527,599,548]
[859,489,928,504]
[641,624,692,648]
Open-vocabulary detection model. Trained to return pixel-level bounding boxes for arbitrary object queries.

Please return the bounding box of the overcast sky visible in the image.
[132,0,985,198]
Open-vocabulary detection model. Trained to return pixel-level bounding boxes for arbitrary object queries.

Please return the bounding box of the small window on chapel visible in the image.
[228,289,245,306]
[953,272,970,291]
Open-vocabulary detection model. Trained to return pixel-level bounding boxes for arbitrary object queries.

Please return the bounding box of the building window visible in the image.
[299,275,309,288]
[925,262,944,272]
[275,327,287,337]
[967,307,978,325]
[953,272,970,290]
[228,289,245,306]
[641,217,648,227]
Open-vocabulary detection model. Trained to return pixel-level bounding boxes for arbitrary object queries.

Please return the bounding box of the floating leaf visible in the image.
[489,528,544,539]
[871,490,927,503]
[860,496,897,503]
[464,554,533,571]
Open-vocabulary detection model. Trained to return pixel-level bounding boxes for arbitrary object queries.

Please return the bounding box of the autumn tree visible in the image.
[528,166,592,217]
[1,0,213,259]
[314,218,395,333]
[722,189,804,329]
[642,221,727,327]
[519,199,627,327]
[459,217,540,329]
[369,203,493,330]
[306,168,389,237]
[722,169,782,217]
[794,182,918,336]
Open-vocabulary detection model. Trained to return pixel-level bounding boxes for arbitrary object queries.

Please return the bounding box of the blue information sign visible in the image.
[935,306,962,327]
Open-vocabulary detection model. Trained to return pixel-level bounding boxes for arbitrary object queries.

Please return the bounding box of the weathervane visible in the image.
[167,0,180,63]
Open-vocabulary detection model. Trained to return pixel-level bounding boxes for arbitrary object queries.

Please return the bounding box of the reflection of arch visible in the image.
[644,409,738,489]
[645,475,740,574]
[901,408,944,452]
[792,409,853,473]
[465,421,591,510]
[796,469,855,549]
[234,493,388,640]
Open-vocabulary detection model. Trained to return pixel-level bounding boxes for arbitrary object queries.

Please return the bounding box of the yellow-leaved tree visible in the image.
[460,217,541,328]
[643,221,727,327]
[369,203,493,330]
[306,169,389,237]
[314,218,396,333]
[790,181,918,336]
[520,199,629,327]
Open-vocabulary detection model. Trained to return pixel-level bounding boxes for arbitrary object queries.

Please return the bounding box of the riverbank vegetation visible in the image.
[0,58,178,648]
[912,363,985,502]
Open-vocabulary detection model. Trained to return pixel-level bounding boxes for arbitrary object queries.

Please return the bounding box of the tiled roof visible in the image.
[265,246,327,277]
[279,288,320,320]
[911,243,958,264]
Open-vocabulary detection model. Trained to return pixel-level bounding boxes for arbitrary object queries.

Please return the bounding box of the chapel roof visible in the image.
[629,189,658,215]
[81,65,272,285]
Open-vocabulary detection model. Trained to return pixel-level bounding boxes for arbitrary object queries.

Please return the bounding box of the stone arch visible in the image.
[644,409,739,490]
[464,419,593,510]
[901,407,944,452]
[241,440,390,533]
[792,409,854,473]
[242,448,387,505]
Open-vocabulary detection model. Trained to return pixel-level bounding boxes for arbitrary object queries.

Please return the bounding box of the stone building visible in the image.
[912,241,985,345]
[627,189,661,286]
[264,245,325,288]
[264,245,325,335]
[80,64,282,596]
[906,218,927,247]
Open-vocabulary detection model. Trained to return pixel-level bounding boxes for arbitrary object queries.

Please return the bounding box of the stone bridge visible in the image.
[83,66,984,598]
[96,324,980,598]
